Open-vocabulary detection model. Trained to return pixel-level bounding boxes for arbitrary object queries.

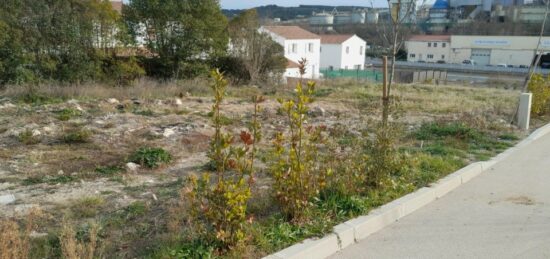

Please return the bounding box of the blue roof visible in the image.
[431,0,449,9]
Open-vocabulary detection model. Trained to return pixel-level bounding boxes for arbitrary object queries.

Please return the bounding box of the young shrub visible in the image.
[528,74,550,116]
[55,108,82,121]
[62,128,92,144]
[270,59,329,223]
[179,70,263,251]
[18,129,41,145]
[129,147,172,169]
[60,222,98,259]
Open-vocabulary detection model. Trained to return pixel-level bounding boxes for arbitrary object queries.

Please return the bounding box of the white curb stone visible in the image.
[456,163,483,184]
[397,187,436,216]
[333,223,355,249]
[432,173,462,198]
[345,214,386,241]
[273,234,340,259]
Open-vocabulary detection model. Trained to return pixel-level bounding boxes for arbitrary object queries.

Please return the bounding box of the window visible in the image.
[410,53,416,58]
[442,43,446,48]
[360,46,364,55]
[308,43,314,53]
[434,43,438,47]
[291,43,297,53]
[427,54,434,59]
[428,42,431,47]
[346,46,350,54]
[441,54,445,59]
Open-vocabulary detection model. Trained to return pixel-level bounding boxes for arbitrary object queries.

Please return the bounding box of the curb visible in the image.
[263,122,550,259]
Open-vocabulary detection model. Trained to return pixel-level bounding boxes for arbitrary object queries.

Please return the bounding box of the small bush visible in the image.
[62,128,92,144]
[55,108,82,121]
[129,147,172,169]
[528,74,550,116]
[18,129,40,145]
[60,222,98,259]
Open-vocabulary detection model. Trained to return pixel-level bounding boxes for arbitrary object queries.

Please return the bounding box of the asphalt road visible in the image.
[329,132,550,259]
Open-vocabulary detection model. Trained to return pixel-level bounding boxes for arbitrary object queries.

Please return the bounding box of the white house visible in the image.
[260,26,321,79]
[320,34,367,70]
[405,35,451,63]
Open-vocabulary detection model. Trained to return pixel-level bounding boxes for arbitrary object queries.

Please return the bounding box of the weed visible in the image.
[22,175,76,186]
[18,129,40,145]
[71,197,105,218]
[415,122,479,141]
[498,133,519,141]
[62,128,92,144]
[133,109,155,117]
[0,208,42,259]
[129,147,172,169]
[125,201,148,219]
[55,108,82,121]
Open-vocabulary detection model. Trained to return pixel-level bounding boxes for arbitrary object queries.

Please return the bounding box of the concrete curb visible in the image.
[263,122,550,259]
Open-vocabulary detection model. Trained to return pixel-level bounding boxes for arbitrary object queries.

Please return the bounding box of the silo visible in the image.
[334,13,353,24]
[483,0,493,12]
[309,12,335,25]
[351,11,366,24]
[366,11,380,23]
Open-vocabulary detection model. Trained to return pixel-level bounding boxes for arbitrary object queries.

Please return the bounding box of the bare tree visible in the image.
[370,0,424,98]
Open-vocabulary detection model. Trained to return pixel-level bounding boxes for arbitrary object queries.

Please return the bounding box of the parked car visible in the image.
[541,62,550,69]
[462,60,476,65]
[496,64,507,68]
[417,60,426,63]
[519,65,528,68]
[507,64,514,68]
[436,60,446,64]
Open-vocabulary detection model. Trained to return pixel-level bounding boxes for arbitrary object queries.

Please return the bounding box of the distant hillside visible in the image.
[223,5,369,20]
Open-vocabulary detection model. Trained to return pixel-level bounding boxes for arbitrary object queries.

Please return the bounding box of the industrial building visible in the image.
[406,35,550,67]
[308,8,380,29]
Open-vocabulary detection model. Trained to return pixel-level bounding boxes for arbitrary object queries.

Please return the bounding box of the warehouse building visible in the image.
[406,35,550,66]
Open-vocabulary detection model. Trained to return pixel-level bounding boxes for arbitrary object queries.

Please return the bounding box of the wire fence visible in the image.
[320,68,383,82]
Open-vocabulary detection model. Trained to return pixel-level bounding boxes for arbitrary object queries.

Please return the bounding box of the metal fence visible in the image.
[320,68,383,82]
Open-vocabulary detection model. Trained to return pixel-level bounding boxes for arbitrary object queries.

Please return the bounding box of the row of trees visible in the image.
[0,0,285,86]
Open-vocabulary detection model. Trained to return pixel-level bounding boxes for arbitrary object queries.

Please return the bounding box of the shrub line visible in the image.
[264,122,550,259]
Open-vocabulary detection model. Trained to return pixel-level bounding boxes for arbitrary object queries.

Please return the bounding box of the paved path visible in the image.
[330,132,550,259]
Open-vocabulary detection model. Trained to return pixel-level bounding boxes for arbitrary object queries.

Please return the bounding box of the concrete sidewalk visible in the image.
[329,132,550,259]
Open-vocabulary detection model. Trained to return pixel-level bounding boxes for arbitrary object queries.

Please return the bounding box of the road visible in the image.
[329,131,550,259]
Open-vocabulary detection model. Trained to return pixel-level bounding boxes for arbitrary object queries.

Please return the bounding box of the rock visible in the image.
[0,103,16,109]
[57,170,64,175]
[74,104,84,112]
[174,98,183,106]
[29,231,48,238]
[163,128,176,138]
[126,162,140,172]
[107,98,119,104]
[185,92,191,97]
[310,106,326,117]
[67,99,79,104]
[116,104,125,111]
[131,98,141,105]
[32,129,41,136]
[0,194,16,205]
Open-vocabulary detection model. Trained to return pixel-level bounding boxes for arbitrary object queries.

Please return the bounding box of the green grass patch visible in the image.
[18,129,41,145]
[55,108,82,121]
[22,175,77,185]
[62,128,92,143]
[95,166,123,176]
[129,147,172,168]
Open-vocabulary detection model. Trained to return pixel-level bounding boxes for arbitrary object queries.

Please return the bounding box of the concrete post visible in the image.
[517,93,532,130]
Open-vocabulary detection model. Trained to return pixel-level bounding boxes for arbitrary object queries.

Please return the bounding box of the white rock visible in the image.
[0,194,16,205]
[0,103,16,109]
[126,162,140,172]
[29,231,48,238]
[57,170,64,175]
[67,99,79,104]
[163,128,176,138]
[32,129,41,136]
[107,98,119,104]
[174,98,183,106]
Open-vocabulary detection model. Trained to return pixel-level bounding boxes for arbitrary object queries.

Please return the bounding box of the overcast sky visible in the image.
[220,0,388,9]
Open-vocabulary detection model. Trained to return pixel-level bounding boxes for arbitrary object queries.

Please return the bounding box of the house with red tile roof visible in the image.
[260,26,321,79]
[319,34,367,70]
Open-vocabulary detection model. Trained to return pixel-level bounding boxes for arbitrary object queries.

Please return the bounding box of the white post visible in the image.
[517,93,532,131]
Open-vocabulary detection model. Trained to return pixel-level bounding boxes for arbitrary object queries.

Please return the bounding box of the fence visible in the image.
[320,68,383,82]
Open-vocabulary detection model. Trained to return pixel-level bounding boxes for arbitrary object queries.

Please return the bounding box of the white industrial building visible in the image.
[406,35,550,66]
[260,26,321,79]
[320,34,367,70]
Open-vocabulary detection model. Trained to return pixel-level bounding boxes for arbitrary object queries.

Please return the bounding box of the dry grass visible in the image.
[60,222,98,259]
[0,209,42,259]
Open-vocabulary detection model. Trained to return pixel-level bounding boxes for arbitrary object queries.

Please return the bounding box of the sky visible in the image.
[220,0,388,9]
